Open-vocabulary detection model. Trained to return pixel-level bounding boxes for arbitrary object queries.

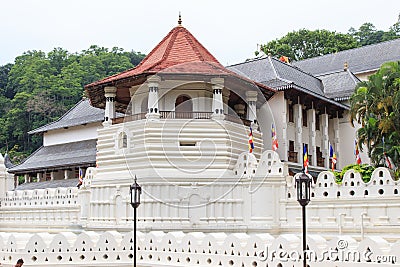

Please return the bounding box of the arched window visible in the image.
[118,132,128,149]
[175,95,192,118]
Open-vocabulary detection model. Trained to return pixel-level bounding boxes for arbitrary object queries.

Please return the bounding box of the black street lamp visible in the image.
[130,176,142,267]
[296,173,311,267]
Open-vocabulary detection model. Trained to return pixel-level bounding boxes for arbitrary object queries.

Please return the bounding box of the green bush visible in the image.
[331,164,375,184]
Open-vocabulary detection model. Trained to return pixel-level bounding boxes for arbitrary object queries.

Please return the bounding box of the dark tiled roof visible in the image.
[227,56,348,109]
[15,179,78,190]
[8,140,97,174]
[317,70,360,100]
[4,154,14,169]
[293,38,400,75]
[228,56,324,95]
[29,99,104,134]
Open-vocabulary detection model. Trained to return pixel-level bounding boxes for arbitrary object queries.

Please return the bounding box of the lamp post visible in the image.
[130,176,142,267]
[296,173,311,267]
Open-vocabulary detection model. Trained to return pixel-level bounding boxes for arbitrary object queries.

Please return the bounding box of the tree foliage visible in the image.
[350,61,400,169]
[258,18,400,61]
[332,164,375,183]
[0,46,145,162]
[259,29,358,61]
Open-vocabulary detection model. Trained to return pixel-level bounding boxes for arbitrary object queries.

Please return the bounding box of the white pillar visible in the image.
[246,91,258,125]
[333,114,340,168]
[321,113,330,168]
[308,108,317,166]
[282,98,288,161]
[50,171,54,181]
[146,75,161,119]
[295,104,303,163]
[129,86,137,115]
[211,78,225,120]
[64,170,69,180]
[37,172,41,182]
[24,174,28,184]
[104,86,117,125]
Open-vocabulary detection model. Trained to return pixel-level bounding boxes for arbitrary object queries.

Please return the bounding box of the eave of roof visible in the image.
[29,99,104,135]
[8,140,97,174]
[274,83,349,110]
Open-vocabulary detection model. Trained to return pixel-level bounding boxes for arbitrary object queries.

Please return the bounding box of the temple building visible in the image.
[8,99,102,189]
[0,17,400,267]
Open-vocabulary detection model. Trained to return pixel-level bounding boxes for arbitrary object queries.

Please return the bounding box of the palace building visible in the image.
[1,18,400,267]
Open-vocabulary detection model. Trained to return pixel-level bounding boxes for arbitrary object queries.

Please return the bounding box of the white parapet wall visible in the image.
[285,167,400,238]
[0,187,80,230]
[0,230,400,266]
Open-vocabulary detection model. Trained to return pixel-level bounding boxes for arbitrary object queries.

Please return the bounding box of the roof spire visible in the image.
[344,61,348,71]
[178,12,182,26]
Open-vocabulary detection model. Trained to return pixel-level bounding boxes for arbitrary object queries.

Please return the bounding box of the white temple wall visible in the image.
[43,123,101,146]
[1,230,400,267]
[0,187,80,230]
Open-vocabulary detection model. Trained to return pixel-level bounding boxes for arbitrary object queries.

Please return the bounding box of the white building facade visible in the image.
[1,21,400,267]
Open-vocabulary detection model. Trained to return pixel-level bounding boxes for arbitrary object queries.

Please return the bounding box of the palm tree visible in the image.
[350,61,400,168]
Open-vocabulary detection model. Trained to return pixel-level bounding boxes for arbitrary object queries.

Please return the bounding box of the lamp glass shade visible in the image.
[296,173,311,206]
[130,180,142,208]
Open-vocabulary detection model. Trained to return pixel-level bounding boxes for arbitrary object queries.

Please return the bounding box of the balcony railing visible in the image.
[160,111,213,119]
[112,113,146,124]
[112,111,252,127]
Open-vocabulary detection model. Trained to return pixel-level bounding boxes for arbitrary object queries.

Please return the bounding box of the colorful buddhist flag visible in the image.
[303,144,309,174]
[271,124,279,151]
[329,143,337,171]
[384,153,393,169]
[248,127,254,153]
[355,140,362,165]
[329,142,334,158]
[332,153,337,171]
[77,168,83,188]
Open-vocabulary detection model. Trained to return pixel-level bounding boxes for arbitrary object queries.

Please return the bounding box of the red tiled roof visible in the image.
[86,25,224,87]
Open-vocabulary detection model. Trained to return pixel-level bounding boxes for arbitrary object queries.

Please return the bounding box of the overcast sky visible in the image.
[1,0,399,66]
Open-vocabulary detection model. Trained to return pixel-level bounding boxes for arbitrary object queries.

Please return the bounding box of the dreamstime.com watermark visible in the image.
[257,240,397,264]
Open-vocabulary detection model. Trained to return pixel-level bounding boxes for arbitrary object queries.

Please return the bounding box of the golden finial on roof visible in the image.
[178,12,182,26]
[344,61,348,71]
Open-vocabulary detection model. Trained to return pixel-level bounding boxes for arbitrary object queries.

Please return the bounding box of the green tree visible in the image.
[0,63,13,97]
[350,61,400,168]
[0,46,145,162]
[258,29,358,61]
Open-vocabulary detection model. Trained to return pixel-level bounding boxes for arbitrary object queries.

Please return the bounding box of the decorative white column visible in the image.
[24,174,28,184]
[246,91,258,125]
[321,112,330,168]
[129,86,138,115]
[146,75,161,119]
[36,172,41,182]
[333,114,340,168]
[211,78,225,120]
[295,103,303,163]
[104,86,117,125]
[308,108,317,166]
[64,170,69,180]
[282,98,288,161]
[50,171,55,181]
